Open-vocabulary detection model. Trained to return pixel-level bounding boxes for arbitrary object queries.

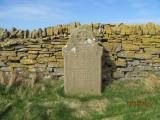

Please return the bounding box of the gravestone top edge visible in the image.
[67,26,96,45]
[63,26,103,55]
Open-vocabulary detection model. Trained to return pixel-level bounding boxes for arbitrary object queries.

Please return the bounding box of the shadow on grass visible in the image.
[53,103,79,120]
[0,103,12,119]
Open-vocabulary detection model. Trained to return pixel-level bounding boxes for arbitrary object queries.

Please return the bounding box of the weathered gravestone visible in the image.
[63,27,103,95]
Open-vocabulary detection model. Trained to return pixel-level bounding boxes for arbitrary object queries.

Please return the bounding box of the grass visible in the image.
[0,75,160,120]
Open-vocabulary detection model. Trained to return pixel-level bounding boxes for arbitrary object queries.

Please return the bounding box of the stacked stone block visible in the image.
[0,22,160,81]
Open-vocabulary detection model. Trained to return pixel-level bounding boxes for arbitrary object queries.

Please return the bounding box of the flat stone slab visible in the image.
[63,27,103,95]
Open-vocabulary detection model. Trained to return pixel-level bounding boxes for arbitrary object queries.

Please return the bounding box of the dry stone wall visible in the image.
[0,22,160,82]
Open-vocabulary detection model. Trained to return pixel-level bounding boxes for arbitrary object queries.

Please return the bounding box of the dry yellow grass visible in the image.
[0,71,5,85]
[62,99,89,118]
[63,99,82,109]
[63,98,109,118]
[0,70,40,89]
[124,82,139,88]
[143,74,160,92]
[101,115,123,120]
[86,98,109,113]
[7,71,17,88]
[71,108,90,118]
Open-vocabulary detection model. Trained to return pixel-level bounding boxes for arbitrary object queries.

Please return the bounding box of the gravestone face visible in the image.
[63,27,103,95]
